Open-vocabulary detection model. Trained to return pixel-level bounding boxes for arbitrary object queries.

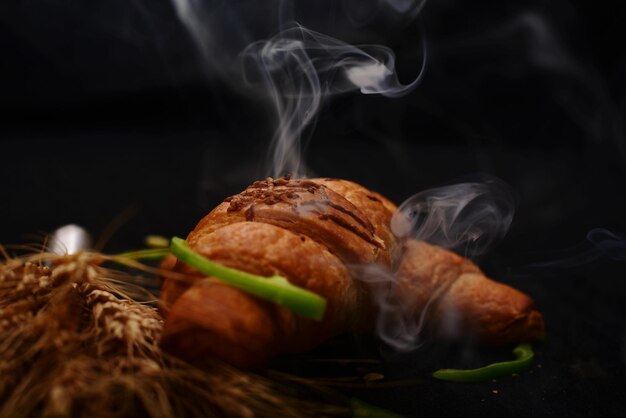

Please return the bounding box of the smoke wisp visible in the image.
[167,0,522,354]
[351,264,421,351]
[391,178,515,259]
[169,1,426,178]
[239,23,426,177]
[352,178,515,352]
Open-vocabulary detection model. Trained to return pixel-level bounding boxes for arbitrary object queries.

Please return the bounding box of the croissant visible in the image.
[159,177,544,367]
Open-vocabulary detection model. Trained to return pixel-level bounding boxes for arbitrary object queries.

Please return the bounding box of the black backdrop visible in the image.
[1,0,625,416]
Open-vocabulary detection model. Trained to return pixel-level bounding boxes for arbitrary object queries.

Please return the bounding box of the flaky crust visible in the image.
[160,177,545,367]
[395,240,544,345]
[188,177,390,266]
[161,222,360,367]
[311,178,399,261]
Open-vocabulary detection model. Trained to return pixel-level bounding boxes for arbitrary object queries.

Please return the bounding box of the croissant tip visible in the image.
[487,307,545,346]
[525,309,546,342]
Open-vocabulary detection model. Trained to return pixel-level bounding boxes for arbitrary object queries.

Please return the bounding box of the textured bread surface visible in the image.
[395,240,544,345]
[160,177,544,367]
[189,177,391,266]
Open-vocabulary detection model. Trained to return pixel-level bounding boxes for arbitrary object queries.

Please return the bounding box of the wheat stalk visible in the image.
[0,251,350,418]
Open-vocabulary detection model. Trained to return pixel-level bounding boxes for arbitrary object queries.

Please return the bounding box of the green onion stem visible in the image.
[169,237,327,321]
[432,343,535,382]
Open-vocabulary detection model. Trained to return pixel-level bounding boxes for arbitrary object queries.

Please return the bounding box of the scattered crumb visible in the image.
[537,364,543,368]
[492,390,499,395]
[511,373,519,377]
[491,379,497,383]
[363,373,385,382]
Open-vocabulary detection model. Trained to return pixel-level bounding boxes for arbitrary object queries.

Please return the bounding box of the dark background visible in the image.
[1,0,625,416]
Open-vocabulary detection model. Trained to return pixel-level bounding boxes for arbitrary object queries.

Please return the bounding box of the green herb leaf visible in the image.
[169,237,327,321]
[432,343,535,382]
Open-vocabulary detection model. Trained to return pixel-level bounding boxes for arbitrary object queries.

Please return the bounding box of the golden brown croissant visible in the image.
[394,240,544,346]
[160,177,544,367]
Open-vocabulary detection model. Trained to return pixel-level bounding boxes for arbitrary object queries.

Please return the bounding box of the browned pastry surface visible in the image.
[395,240,545,345]
[160,176,544,368]
[161,222,362,367]
[312,178,399,261]
[188,177,390,266]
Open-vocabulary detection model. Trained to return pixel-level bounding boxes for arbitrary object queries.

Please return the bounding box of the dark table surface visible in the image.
[1,0,626,416]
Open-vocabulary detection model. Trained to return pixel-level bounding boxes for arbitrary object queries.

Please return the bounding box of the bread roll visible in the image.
[160,177,544,367]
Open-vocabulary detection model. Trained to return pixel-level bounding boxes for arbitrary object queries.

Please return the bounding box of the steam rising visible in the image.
[239,24,426,177]
[170,0,425,178]
[352,264,441,352]
[391,179,515,258]
[169,0,516,353]
[355,178,516,352]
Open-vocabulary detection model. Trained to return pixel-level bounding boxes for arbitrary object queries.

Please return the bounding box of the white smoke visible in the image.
[169,1,513,353]
[391,178,515,258]
[351,178,516,351]
[239,23,426,177]
[351,263,442,352]
[169,1,426,178]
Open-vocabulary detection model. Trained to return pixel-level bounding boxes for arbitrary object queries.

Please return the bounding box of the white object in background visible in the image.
[49,224,92,255]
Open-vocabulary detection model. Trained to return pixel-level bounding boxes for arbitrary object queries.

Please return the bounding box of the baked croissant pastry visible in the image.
[160,177,544,367]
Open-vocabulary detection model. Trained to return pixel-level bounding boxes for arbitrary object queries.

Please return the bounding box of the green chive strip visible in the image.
[117,248,170,261]
[169,237,327,321]
[432,343,534,383]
